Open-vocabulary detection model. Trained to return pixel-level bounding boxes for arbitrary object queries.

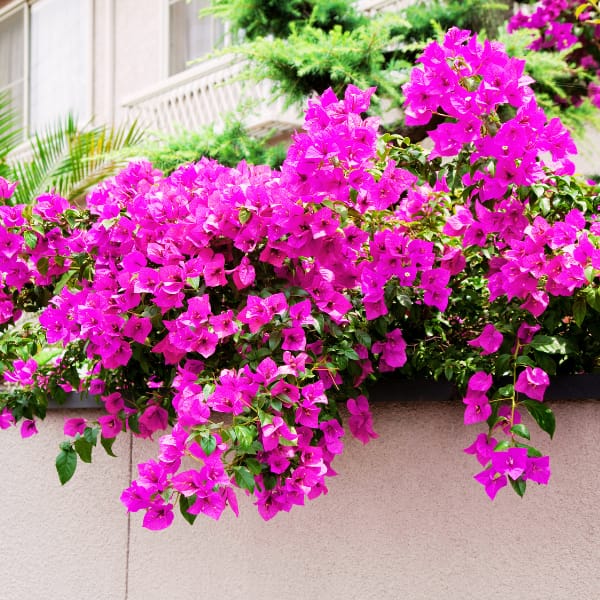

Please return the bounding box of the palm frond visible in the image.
[0,91,24,175]
[9,116,144,205]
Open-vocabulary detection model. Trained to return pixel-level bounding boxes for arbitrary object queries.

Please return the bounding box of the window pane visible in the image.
[29,0,89,133]
[0,7,25,132]
[169,0,226,76]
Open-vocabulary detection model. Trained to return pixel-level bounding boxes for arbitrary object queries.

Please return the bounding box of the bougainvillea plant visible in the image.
[0,28,598,529]
[509,0,600,108]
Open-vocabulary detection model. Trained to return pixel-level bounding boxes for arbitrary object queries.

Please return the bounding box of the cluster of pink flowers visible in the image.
[508,0,600,108]
[0,28,598,528]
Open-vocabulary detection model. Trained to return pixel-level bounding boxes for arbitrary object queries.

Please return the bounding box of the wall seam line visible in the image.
[125,432,133,600]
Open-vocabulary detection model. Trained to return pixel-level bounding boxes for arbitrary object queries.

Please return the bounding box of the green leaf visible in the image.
[586,287,600,313]
[128,413,140,435]
[354,329,371,348]
[83,426,99,446]
[493,440,511,452]
[515,355,535,367]
[179,494,198,525]
[233,466,256,492]
[245,458,263,475]
[496,384,514,398]
[73,437,93,463]
[509,477,526,498]
[573,295,587,327]
[523,400,556,439]
[238,207,251,224]
[510,423,530,440]
[529,335,574,355]
[200,434,217,457]
[55,447,77,485]
[100,435,118,457]
[515,442,543,458]
[23,230,38,250]
[233,425,255,451]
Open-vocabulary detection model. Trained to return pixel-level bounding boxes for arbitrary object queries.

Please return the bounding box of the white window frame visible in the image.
[163,0,229,79]
[0,0,93,137]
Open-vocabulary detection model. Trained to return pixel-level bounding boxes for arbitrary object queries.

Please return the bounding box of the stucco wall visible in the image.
[1,397,599,599]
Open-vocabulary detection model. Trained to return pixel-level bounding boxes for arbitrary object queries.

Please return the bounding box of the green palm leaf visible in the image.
[9,115,144,205]
[0,91,24,179]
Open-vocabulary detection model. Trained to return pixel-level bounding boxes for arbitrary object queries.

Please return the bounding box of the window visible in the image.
[0,4,25,132]
[0,0,90,137]
[168,0,226,76]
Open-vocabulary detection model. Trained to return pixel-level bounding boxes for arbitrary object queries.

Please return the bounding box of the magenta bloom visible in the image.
[20,419,38,438]
[467,371,493,393]
[523,455,551,485]
[0,407,15,430]
[0,177,17,199]
[463,391,492,425]
[474,468,507,500]
[142,501,174,531]
[64,418,87,437]
[98,414,123,439]
[347,395,378,444]
[515,366,550,401]
[372,328,407,371]
[464,433,497,466]
[281,326,306,351]
[468,324,503,355]
[138,405,169,438]
[491,447,528,480]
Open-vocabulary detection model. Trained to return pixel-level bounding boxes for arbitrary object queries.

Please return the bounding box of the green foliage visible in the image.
[499,29,600,134]
[0,92,23,179]
[143,118,287,175]
[10,116,143,205]
[206,0,365,40]
[203,0,597,141]
[239,17,409,109]
[0,92,144,205]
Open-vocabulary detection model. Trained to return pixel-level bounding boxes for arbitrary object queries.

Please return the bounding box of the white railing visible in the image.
[357,0,414,14]
[121,54,303,138]
[121,1,412,138]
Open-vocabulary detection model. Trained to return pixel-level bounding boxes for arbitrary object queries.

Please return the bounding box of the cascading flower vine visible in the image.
[0,28,598,529]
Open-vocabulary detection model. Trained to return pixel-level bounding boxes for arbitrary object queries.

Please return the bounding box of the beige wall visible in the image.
[91,0,164,125]
[1,398,599,599]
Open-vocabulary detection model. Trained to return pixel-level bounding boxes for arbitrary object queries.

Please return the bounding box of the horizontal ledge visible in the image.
[45,374,600,411]
[369,374,600,403]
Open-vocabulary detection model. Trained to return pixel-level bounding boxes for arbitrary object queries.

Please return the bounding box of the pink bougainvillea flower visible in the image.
[102,392,125,415]
[123,315,152,344]
[138,405,169,438]
[468,324,503,355]
[515,366,550,401]
[142,501,174,531]
[0,177,17,199]
[4,358,38,386]
[0,407,15,430]
[64,417,87,437]
[491,447,528,480]
[281,326,306,351]
[347,395,378,444]
[20,419,38,438]
[98,414,123,439]
[463,392,492,425]
[372,328,407,371]
[523,455,551,485]
[474,468,507,500]
[516,322,541,345]
[494,405,522,436]
[464,433,498,466]
[261,416,297,452]
[467,371,493,393]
